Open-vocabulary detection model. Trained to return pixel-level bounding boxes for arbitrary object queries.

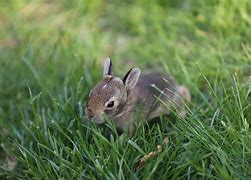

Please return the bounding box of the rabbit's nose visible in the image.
[86,108,94,119]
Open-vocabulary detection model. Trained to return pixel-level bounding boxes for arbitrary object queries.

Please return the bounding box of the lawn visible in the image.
[0,0,251,179]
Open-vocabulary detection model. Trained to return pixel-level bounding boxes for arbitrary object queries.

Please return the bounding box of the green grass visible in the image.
[0,0,251,179]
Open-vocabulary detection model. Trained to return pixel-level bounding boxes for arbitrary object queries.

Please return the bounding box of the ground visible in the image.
[0,0,250,179]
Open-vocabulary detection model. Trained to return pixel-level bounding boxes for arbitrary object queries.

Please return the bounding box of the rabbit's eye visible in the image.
[106,101,114,108]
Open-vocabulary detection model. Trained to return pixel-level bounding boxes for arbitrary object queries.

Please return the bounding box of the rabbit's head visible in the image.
[85,58,141,124]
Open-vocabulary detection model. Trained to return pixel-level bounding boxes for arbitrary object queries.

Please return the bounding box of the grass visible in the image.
[0,0,251,179]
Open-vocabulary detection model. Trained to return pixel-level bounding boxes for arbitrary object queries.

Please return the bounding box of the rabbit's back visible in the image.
[136,73,177,100]
[128,73,178,116]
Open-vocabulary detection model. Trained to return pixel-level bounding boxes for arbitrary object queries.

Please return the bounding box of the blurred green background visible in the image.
[0,0,250,179]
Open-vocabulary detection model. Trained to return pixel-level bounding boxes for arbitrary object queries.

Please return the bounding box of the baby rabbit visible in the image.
[85,57,190,134]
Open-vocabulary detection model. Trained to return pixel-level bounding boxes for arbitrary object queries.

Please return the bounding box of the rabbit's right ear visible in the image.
[123,67,141,89]
[103,57,112,77]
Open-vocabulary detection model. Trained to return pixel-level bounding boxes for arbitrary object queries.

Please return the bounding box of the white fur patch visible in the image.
[102,83,108,89]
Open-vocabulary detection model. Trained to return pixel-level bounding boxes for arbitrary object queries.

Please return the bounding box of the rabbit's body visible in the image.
[113,73,175,129]
[85,58,190,133]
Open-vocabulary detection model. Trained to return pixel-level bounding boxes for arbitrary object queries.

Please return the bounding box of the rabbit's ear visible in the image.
[123,67,141,89]
[103,57,112,77]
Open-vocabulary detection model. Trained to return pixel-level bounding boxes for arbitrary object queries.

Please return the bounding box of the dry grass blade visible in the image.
[135,138,169,171]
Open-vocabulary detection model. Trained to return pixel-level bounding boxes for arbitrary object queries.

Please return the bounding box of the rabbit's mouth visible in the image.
[87,114,104,124]
[85,108,105,124]
[91,115,105,124]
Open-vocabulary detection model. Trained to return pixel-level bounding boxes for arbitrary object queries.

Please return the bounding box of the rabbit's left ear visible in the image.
[123,67,141,89]
[103,57,112,77]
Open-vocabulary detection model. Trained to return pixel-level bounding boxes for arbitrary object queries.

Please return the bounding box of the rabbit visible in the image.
[85,57,191,134]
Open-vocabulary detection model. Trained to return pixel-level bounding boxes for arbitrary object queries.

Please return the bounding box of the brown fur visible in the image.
[85,58,191,133]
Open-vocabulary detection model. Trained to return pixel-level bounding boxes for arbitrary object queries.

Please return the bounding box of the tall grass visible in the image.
[0,0,250,179]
